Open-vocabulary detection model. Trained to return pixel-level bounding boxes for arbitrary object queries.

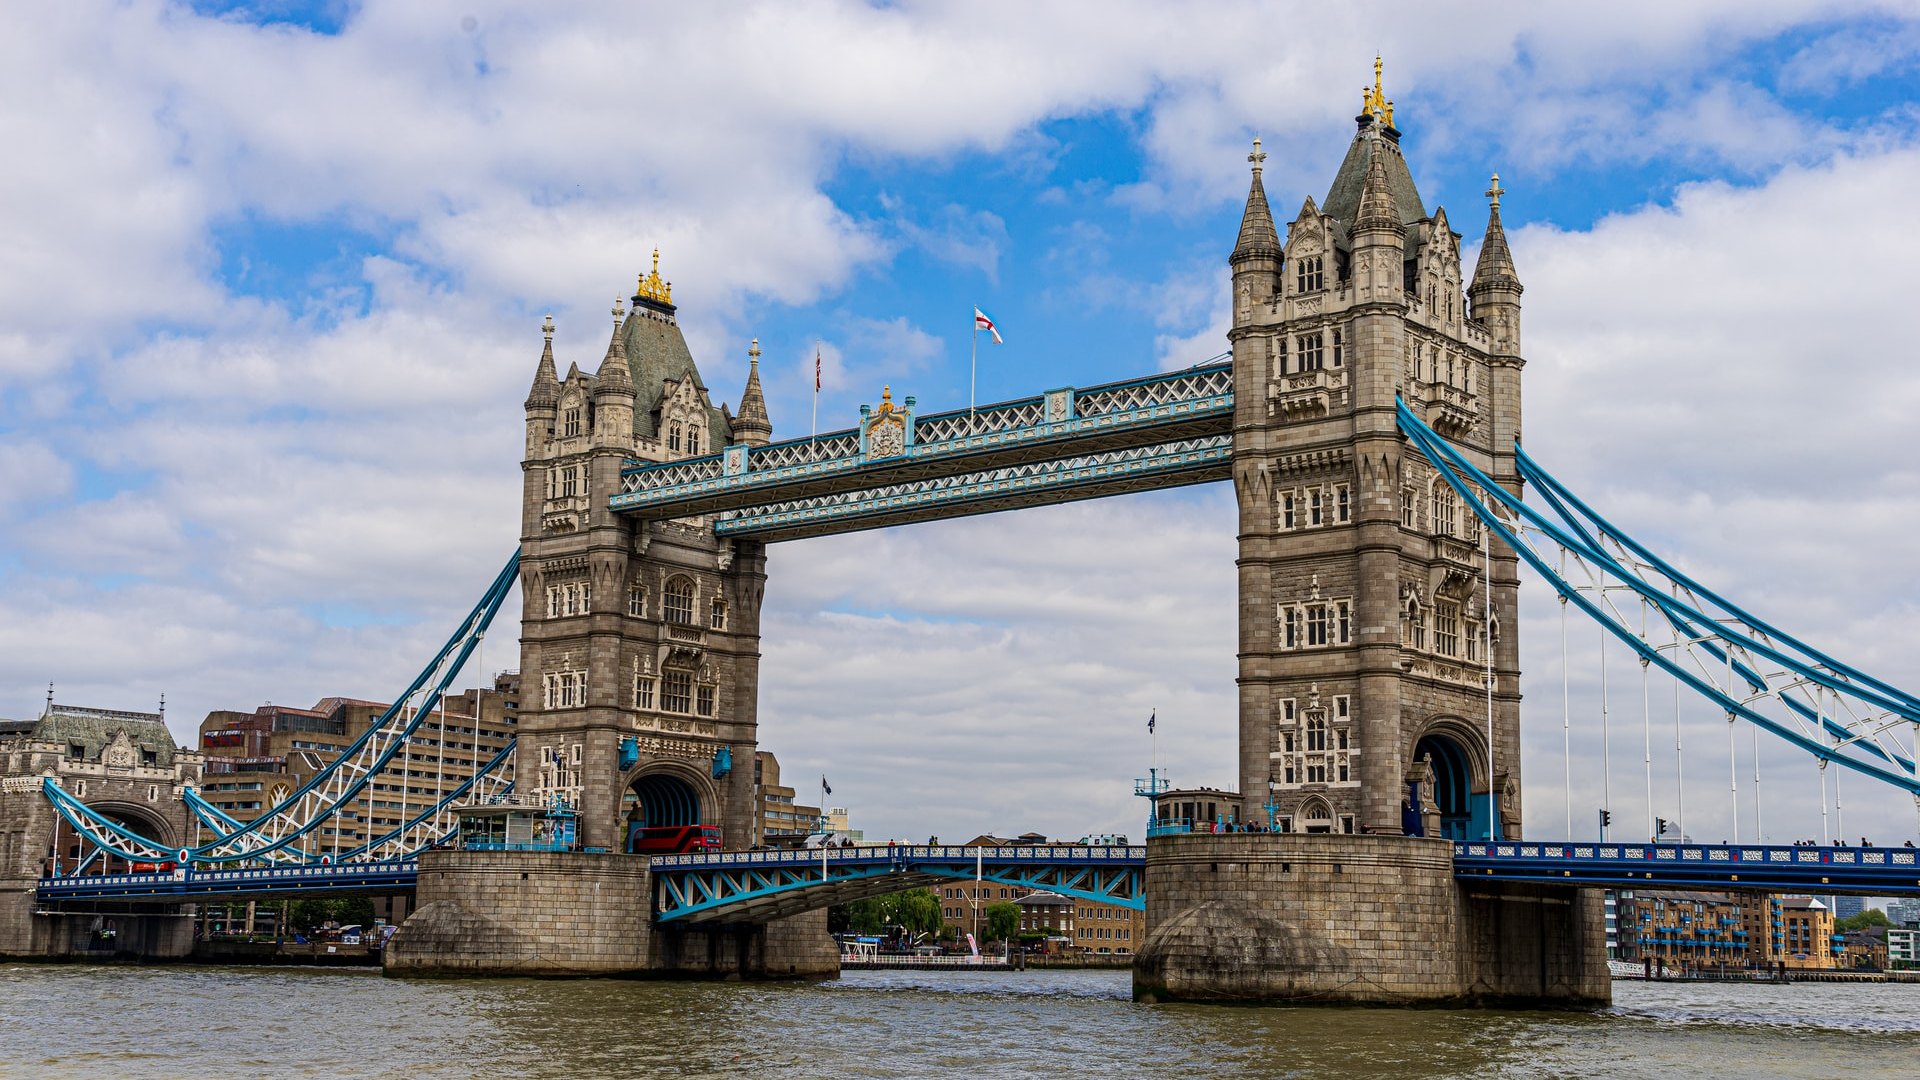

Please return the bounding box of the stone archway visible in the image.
[1297,796,1335,834]
[621,768,711,852]
[1411,731,1477,841]
[66,801,175,874]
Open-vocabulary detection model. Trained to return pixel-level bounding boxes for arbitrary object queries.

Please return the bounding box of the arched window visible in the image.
[1404,596,1427,650]
[663,577,695,625]
[1430,482,1458,537]
[1306,715,1328,752]
[669,423,682,453]
[708,597,727,630]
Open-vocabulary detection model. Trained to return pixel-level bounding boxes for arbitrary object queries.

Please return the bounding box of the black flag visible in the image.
[822,776,832,796]
[1148,710,1156,734]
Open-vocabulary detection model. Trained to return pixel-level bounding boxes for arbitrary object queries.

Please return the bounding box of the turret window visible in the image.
[1297,333,1324,371]
[563,408,581,438]
[669,424,682,453]
[663,670,693,714]
[628,586,648,618]
[664,577,696,625]
[1296,255,1325,294]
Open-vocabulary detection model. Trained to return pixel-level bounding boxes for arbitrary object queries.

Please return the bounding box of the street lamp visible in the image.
[1264,775,1280,831]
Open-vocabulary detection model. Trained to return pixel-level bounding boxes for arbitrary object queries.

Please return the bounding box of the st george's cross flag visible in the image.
[973,307,1003,345]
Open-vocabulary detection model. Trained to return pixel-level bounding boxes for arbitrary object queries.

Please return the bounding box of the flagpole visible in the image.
[812,343,820,444]
[969,317,978,418]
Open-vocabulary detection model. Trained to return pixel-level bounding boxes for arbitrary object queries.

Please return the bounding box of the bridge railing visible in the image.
[649,843,1146,871]
[612,363,1233,514]
[1455,841,1918,868]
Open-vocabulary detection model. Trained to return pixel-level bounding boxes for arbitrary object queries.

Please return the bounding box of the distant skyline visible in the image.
[4,2,1920,844]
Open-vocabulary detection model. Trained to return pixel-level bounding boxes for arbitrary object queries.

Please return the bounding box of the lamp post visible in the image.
[1264,775,1280,831]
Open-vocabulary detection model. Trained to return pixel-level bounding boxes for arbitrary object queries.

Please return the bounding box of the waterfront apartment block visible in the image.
[1614,890,1847,971]
[194,673,521,849]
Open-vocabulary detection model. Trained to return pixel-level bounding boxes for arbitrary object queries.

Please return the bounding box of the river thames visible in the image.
[3,965,1917,1078]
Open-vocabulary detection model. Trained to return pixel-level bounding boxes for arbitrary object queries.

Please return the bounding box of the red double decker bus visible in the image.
[627,824,722,855]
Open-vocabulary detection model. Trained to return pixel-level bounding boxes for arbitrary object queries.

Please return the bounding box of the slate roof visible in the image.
[622,306,733,444]
[1322,120,1428,232]
[29,705,178,766]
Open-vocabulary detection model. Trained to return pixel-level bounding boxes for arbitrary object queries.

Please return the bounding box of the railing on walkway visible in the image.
[1454,841,1920,895]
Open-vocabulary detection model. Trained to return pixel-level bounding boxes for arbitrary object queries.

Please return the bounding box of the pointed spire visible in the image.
[1232,136,1280,263]
[733,338,773,447]
[1353,143,1404,237]
[1471,172,1520,290]
[524,312,560,411]
[595,298,634,392]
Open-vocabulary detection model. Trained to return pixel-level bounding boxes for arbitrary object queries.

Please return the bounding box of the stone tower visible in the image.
[517,253,773,852]
[1229,66,1525,841]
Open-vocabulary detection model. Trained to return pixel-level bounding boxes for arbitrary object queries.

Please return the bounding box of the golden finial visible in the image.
[1363,55,1390,124]
[1385,99,1395,127]
[1248,136,1267,173]
[542,312,554,342]
[1485,172,1506,210]
[636,247,673,306]
[878,385,894,414]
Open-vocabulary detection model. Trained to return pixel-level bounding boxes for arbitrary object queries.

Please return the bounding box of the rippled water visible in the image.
[3,965,1917,1078]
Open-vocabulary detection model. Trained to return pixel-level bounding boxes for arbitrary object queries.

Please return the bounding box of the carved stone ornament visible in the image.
[868,418,905,458]
[102,731,138,770]
[1046,391,1070,423]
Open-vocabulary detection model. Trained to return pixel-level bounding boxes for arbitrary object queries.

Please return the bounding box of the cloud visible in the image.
[3,0,1919,848]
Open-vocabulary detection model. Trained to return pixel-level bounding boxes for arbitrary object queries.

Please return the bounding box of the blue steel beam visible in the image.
[712,434,1231,542]
[611,363,1232,523]
[649,844,1145,924]
[1453,841,1920,896]
[35,860,420,903]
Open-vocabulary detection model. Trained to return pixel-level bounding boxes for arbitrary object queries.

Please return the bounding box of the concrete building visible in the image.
[752,751,819,848]
[195,674,520,850]
[1888,927,1918,969]
[1888,897,1920,928]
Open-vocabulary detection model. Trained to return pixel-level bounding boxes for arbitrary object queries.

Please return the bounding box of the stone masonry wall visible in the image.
[1134,833,1609,1007]
[1135,833,1463,1003]
[386,849,837,980]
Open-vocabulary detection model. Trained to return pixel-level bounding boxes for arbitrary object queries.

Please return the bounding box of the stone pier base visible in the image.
[1132,833,1608,1007]
[1,876,195,961]
[384,850,838,979]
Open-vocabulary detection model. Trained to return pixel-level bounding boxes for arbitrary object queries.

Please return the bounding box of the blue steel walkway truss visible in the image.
[612,362,1232,541]
[648,844,1146,924]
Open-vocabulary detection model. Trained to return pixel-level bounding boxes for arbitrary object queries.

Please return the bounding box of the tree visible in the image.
[833,888,944,941]
[985,901,1020,943]
[1838,908,1891,932]
[894,888,942,942]
[285,897,375,936]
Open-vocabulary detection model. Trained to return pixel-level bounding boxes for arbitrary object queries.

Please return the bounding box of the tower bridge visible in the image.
[7,62,1920,1002]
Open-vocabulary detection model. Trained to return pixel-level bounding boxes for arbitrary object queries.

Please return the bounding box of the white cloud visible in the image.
[3,0,1919,848]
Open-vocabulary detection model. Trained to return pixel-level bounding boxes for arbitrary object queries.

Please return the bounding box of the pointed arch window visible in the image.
[669,424,682,453]
[1295,255,1325,294]
[664,577,696,626]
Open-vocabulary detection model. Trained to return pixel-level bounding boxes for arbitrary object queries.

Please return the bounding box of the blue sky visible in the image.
[5,1,1920,847]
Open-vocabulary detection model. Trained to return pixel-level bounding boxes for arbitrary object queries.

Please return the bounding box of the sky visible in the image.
[4,0,1920,850]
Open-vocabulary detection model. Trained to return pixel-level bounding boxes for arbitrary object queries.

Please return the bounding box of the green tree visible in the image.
[985,901,1020,943]
[1838,908,1891,932]
[894,888,942,942]
[285,897,376,936]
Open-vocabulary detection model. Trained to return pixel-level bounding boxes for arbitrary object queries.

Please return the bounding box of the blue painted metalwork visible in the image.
[618,736,639,771]
[611,363,1233,528]
[648,844,1145,924]
[36,860,420,903]
[711,746,732,779]
[1453,841,1920,896]
[716,435,1231,541]
[1398,400,1920,800]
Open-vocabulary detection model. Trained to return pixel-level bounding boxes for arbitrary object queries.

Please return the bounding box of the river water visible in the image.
[3,965,1917,1078]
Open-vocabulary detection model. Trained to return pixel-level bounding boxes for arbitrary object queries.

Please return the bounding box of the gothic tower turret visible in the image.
[1231,59,1524,841]
[731,339,774,448]
[517,252,767,853]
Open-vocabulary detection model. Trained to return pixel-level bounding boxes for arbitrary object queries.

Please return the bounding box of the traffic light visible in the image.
[1598,808,1612,837]
[1656,817,1671,840]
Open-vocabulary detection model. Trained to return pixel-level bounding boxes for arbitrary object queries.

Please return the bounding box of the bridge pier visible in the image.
[1132,834,1608,1007]
[384,850,836,979]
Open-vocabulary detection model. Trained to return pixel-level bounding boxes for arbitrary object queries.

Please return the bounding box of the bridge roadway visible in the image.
[32,841,1920,914]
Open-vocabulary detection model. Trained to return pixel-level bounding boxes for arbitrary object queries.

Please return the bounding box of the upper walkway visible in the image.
[610,362,1232,540]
